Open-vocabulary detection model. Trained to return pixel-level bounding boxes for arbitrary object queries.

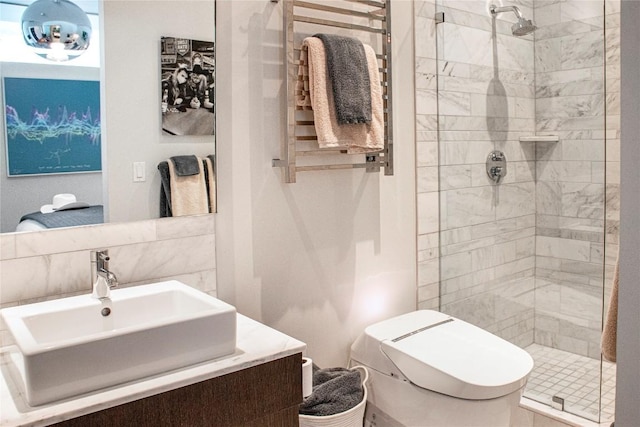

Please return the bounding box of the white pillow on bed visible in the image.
[15,219,47,232]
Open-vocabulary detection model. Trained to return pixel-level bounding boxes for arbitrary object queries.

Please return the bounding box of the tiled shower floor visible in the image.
[524,343,616,423]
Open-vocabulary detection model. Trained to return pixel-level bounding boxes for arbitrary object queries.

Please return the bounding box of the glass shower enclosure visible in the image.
[432,0,619,423]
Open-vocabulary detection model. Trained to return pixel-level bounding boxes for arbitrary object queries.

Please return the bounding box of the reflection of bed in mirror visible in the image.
[16,206,104,232]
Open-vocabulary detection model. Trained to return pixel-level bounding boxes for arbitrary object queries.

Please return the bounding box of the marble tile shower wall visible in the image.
[533,0,620,358]
[415,0,620,359]
[0,215,217,347]
[417,0,538,348]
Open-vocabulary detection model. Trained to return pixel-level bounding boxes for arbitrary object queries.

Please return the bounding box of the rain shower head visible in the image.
[511,17,537,36]
[490,4,537,36]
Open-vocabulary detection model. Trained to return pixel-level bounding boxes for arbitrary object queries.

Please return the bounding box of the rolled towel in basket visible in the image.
[299,366,364,417]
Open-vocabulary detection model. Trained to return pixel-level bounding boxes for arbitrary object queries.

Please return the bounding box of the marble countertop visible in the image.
[0,313,306,427]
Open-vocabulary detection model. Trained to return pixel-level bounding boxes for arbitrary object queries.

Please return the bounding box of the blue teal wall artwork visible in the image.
[4,77,101,176]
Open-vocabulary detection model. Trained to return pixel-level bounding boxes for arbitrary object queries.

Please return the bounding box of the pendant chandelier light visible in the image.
[21,0,92,62]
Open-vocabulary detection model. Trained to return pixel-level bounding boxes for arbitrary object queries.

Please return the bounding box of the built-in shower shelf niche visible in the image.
[519,135,559,142]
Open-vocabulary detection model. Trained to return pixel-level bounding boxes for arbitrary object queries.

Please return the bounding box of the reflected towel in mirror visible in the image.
[204,155,216,213]
[170,155,201,176]
[158,156,216,217]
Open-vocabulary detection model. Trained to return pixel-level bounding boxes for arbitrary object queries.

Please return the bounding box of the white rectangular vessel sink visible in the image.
[0,280,236,406]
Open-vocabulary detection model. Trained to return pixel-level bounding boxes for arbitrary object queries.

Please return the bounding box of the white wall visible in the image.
[617,1,640,423]
[215,0,417,368]
[102,1,216,223]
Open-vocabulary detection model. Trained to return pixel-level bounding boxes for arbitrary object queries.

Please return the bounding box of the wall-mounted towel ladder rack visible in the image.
[272,0,393,183]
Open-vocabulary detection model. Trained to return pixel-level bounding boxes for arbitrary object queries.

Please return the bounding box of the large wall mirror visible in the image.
[0,0,216,233]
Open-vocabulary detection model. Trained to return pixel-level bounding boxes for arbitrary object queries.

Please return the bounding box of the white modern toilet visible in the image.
[350,310,534,427]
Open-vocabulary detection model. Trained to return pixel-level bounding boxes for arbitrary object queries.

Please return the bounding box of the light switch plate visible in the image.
[133,162,146,182]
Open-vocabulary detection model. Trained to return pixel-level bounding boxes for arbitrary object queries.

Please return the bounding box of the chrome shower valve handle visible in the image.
[486,150,507,184]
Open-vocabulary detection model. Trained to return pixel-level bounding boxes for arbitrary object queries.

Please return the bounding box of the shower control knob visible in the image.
[490,152,504,161]
[486,150,507,184]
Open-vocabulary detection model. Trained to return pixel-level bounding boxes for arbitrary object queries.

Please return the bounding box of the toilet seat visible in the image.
[351,310,533,400]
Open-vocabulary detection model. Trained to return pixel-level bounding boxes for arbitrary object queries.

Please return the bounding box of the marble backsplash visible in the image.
[0,214,217,347]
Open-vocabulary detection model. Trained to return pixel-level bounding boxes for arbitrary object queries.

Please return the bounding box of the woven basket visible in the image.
[299,366,369,427]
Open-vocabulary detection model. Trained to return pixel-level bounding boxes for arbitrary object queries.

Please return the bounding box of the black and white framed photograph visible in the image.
[160,37,215,136]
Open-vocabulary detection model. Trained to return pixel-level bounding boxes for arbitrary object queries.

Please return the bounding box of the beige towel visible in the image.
[602,258,619,362]
[298,37,384,153]
[296,46,312,109]
[203,157,216,213]
[167,157,208,217]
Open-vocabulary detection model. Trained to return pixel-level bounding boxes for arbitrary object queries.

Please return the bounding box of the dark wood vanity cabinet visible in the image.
[53,353,302,427]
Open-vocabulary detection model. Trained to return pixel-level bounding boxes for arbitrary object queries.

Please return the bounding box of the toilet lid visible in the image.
[379,311,534,400]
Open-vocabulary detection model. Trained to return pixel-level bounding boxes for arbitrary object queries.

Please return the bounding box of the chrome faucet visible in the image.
[91,249,118,299]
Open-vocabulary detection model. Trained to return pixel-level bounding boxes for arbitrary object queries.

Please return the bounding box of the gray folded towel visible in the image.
[170,155,200,176]
[158,161,172,217]
[313,34,372,125]
[299,366,364,417]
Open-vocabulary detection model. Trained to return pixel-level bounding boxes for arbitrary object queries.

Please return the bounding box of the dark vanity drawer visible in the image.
[53,353,302,427]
